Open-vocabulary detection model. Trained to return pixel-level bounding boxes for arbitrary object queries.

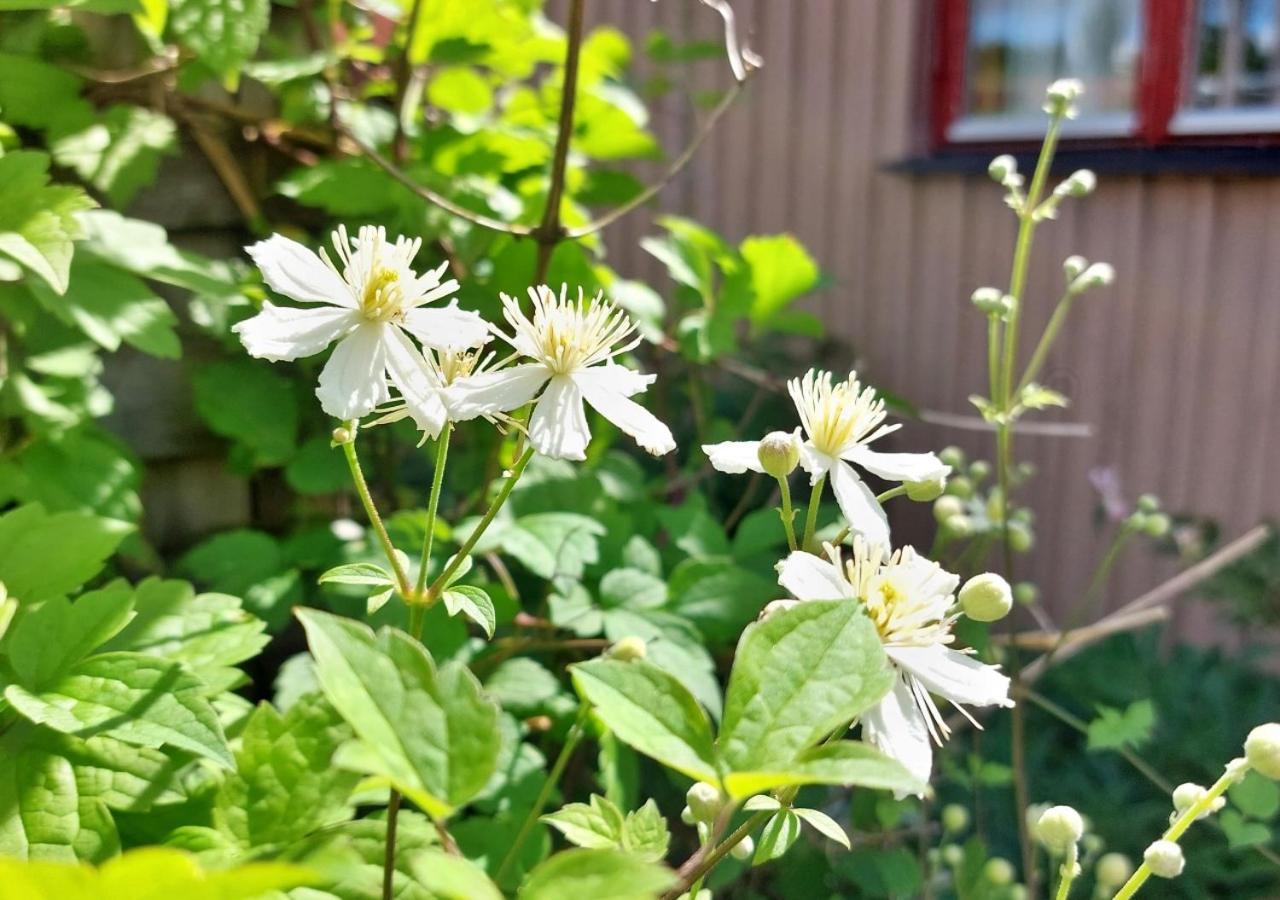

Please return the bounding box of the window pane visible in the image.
[962,0,1143,119]
[1187,0,1280,109]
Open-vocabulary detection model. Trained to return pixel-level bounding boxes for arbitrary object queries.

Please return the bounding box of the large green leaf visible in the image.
[723,741,924,800]
[215,695,358,848]
[4,652,232,768]
[0,151,96,294]
[0,504,132,603]
[0,745,80,861]
[0,53,91,132]
[541,794,624,850]
[570,657,718,783]
[411,849,504,900]
[718,601,894,774]
[740,234,820,325]
[168,0,270,84]
[191,361,299,467]
[518,848,674,900]
[5,583,135,689]
[51,105,177,207]
[0,427,141,521]
[297,608,501,819]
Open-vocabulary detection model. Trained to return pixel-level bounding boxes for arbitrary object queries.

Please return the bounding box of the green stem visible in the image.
[414,424,452,598]
[383,594,430,900]
[661,811,771,900]
[876,484,908,504]
[1056,525,1134,640]
[1112,765,1245,900]
[496,703,590,882]
[801,475,826,552]
[1016,290,1077,396]
[428,447,535,600]
[1053,844,1078,900]
[342,435,412,598]
[776,475,798,551]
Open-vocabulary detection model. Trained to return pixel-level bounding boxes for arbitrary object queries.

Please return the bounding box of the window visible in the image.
[933,0,1280,146]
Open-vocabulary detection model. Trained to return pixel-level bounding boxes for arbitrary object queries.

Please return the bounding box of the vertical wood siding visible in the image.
[589,0,1280,636]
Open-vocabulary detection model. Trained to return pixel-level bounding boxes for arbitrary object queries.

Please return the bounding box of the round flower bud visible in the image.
[984,857,1015,885]
[1136,493,1161,513]
[1245,723,1280,779]
[933,495,965,524]
[941,803,970,835]
[906,474,947,502]
[1008,521,1035,553]
[685,782,722,824]
[1072,262,1115,293]
[1063,255,1088,280]
[680,805,696,825]
[1095,852,1133,888]
[969,460,991,481]
[1060,169,1096,197]
[331,426,353,445]
[941,844,964,867]
[939,446,966,468]
[607,636,647,662]
[1143,513,1171,539]
[1007,887,1028,900]
[759,599,800,621]
[960,573,1014,623]
[945,515,975,538]
[1013,582,1040,606]
[1044,78,1085,116]
[757,430,801,479]
[1034,805,1084,855]
[1144,839,1185,879]
[988,155,1017,184]
[730,835,754,861]
[946,476,974,499]
[1171,782,1224,820]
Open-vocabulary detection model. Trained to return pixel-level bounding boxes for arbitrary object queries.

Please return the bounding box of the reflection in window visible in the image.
[962,0,1143,120]
[1187,0,1280,109]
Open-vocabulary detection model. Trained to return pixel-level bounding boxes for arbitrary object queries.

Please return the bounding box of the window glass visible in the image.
[1187,0,1280,109]
[962,0,1143,120]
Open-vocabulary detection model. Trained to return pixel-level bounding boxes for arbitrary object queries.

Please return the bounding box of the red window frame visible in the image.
[930,0,1280,150]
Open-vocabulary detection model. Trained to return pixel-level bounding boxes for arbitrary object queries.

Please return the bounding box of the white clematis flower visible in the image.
[776,541,1013,791]
[234,225,490,430]
[444,285,676,461]
[703,369,947,546]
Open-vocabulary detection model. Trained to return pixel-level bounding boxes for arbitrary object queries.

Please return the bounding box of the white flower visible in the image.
[234,225,489,430]
[444,285,676,460]
[703,370,947,546]
[776,541,1013,790]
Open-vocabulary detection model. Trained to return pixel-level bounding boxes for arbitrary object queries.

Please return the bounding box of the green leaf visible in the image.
[718,601,894,774]
[503,513,605,580]
[297,608,501,818]
[42,730,188,812]
[215,695,358,848]
[0,151,96,294]
[1086,700,1155,752]
[667,557,773,644]
[0,53,92,133]
[4,652,232,768]
[192,360,299,467]
[619,800,670,863]
[541,794,625,849]
[318,562,395,588]
[0,746,80,860]
[518,848,674,900]
[752,809,801,866]
[484,658,564,717]
[1019,382,1069,411]
[740,235,820,325]
[411,848,504,900]
[1230,771,1280,821]
[794,807,850,849]
[6,583,135,689]
[601,608,721,720]
[0,504,132,603]
[428,67,494,115]
[177,529,298,629]
[1221,809,1271,849]
[168,0,270,85]
[285,436,351,495]
[443,584,497,638]
[0,427,141,521]
[724,741,924,799]
[29,259,180,358]
[599,568,667,610]
[570,657,718,783]
[51,105,177,206]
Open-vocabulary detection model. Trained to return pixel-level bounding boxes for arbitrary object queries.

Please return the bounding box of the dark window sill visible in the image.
[888,145,1280,178]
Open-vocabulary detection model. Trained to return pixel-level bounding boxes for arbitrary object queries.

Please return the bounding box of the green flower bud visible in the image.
[983,857,1015,886]
[1095,852,1134,888]
[1171,782,1224,820]
[945,515,975,538]
[1008,521,1034,553]
[607,636,647,662]
[906,474,947,502]
[1058,169,1096,198]
[1034,805,1083,855]
[1044,78,1085,117]
[680,805,696,825]
[988,155,1017,184]
[686,782,722,824]
[1013,582,1040,606]
[939,446,966,469]
[1136,493,1161,513]
[1007,886,1028,900]
[1245,723,1280,779]
[730,835,754,861]
[941,803,969,835]
[960,573,1014,622]
[968,460,991,481]
[946,476,974,499]
[933,495,965,524]
[1063,255,1088,281]
[1071,262,1115,293]
[1143,513,1171,538]
[331,426,354,445]
[971,288,1015,319]
[757,430,801,479]
[941,844,964,867]
[1144,840,1184,879]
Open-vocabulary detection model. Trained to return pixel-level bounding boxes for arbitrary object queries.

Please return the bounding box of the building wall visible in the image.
[589,0,1280,639]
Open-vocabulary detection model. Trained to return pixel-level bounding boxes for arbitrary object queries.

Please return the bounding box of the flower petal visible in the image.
[528,375,591,460]
[846,446,949,483]
[316,323,390,420]
[401,304,490,351]
[861,676,932,795]
[885,645,1013,709]
[702,441,765,474]
[246,234,353,307]
[585,363,656,398]
[382,328,447,438]
[233,303,358,361]
[777,551,853,601]
[576,370,676,457]
[799,444,836,483]
[444,363,549,421]
[829,460,890,547]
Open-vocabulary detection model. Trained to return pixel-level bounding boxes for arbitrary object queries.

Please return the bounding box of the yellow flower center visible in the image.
[503,286,639,376]
[789,370,888,457]
[360,267,405,322]
[838,542,957,648]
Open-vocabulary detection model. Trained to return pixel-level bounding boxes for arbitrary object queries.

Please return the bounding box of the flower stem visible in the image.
[775,475,798,551]
[342,435,412,598]
[414,424,452,598]
[1112,764,1246,900]
[383,592,430,900]
[1053,844,1078,900]
[495,702,590,883]
[1016,289,1077,397]
[801,475,826,552]
[661,810,771,900]
[876,484,908,504]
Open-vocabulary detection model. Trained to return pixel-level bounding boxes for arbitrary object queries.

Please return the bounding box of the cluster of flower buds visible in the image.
[1171,781,1226,823]
[987,154,1026,211]
[1044,78,1085,119]
[1034,805,1084,856]
[971,286,1015,322]
[1063,255,1116,296]
[1127,493,1171,539]
[932,447,1035,552]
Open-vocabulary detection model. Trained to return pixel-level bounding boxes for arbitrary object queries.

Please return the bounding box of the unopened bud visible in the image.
[1008,521,1035,553]
[941,844,964,867]
[947,476,974,499]
[760,599,800,621]
[988,154,1017,183]
[969,460,991,481]
[607,636,647,661]
[1095,852,1133,888]
[944,515,975,538]
[939,446,966,468]
[1013,582,1040,606]
[331,426,353,445]
[1044,78,1085,117]
[730,835,754,861]
[757,430,801,478]
[1172,782,1224,820]
[906,473,947,502]
[1063,255,1088,280]
[1143,512,1171,538]
[984,857,1015,886]
[1144,840,1184,879]
[933,495,965,524]
[941,804,969,834]
[959,572,1014,622]
[1136,493,1161,513]
[680,805,696,825]
[1245,723,1280,779]
[686,782,722,823]
[1034,805,1083,854]
[971,287,1014,319]
[1058,169,1096,198]
[1072,262,1115,293]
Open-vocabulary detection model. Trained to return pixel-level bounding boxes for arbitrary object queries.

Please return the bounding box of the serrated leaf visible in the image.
[541,794,624,849]
[718,601,894,774]
[518,848,675,900]
[794,807,850,848]
[619,800,669,863]
[570,657,719,784]
[51,105,177,207]
[752,809,801,866]
[4,652,232,768]
[410,848,504,900]
[0,504,131,603]
[740,234,820,325]
[0,745,80,861]
[6,584,135,689]
[0,151,96,294]
[168,0,270,85]
[1086,700,1155,752]
[1019,383,1069,411]
[443,584,496,638]
[599,568,667,610]
[1229,772,1280,821]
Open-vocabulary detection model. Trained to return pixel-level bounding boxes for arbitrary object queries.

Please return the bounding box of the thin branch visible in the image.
[991,605,1168,651]
[919,409,1093,438]
[183,115,266,231]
